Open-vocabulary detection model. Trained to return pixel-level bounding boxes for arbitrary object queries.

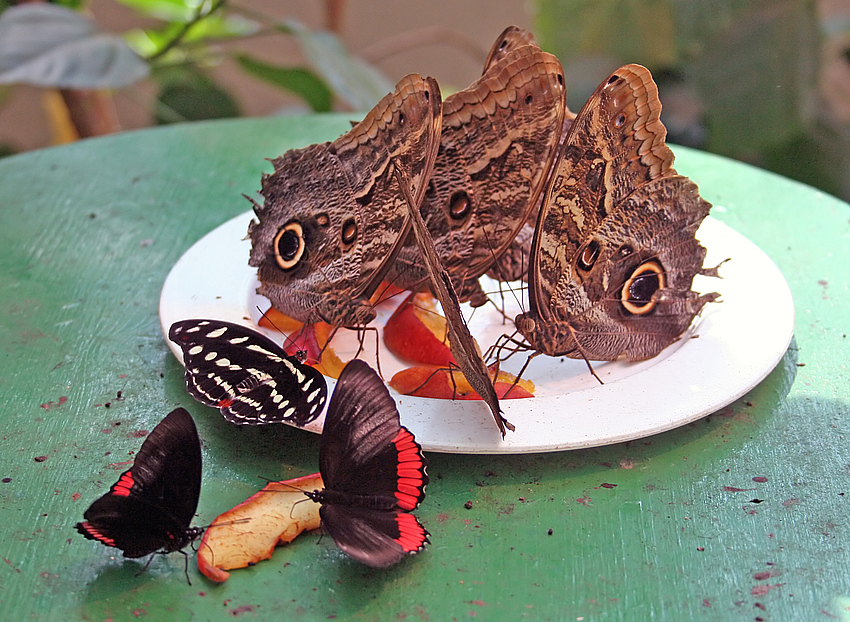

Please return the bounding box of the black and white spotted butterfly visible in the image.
[169,319,328,426]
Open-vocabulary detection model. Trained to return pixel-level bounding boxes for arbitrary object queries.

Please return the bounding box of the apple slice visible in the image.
[389,365,535,400]
[257,307,304,333]
[384,292,456,367]
[197,473,323,582]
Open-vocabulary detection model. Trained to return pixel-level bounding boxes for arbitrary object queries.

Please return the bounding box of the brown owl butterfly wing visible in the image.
[248,75,442,328]
[482,25,539,69]
[386,41,566,306]
[516,64,719,361]
[482,27,578,285]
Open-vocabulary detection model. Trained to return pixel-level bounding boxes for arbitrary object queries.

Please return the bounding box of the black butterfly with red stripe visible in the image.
[169,319,327,426]
[75,408,204,563]
[305,359,430,568]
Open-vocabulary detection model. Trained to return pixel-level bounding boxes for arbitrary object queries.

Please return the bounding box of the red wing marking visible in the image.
[391,428,426,511]
[394,513,428,553]
[111,471,134,497]
[217,397,235,408]
[78,522,117,547]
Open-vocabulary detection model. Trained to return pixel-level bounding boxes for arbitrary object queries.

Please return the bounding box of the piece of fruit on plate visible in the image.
[258,308,345,378]
[390,365,535,400]
[197,473,322,582]
[383,292,456,367]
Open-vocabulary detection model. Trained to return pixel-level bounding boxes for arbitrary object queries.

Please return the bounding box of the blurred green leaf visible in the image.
[761,125,846,199]
[537,0,678,67]
[116,0,206,23]
[125,13,257,59]
[687,2,820,155]
[51,0,86,9]
[282,20,393,111]
[535,0,820,156]
[0,4,149,88]
[154,66,240,124]
[236,55,333,112]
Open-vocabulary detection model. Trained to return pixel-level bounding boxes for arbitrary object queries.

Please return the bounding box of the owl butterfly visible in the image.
[384,29,567,306]
[515,63,720,362]
[248,74,441,328]
[481,26,578,285]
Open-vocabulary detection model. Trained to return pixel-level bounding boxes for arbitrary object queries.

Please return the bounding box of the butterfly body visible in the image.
[169,319,327,426]
[307,359,429,568]
[75,408,203,559]
[518,64,719,361]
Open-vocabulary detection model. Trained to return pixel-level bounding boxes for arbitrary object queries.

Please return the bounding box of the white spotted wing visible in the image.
[169,319,327,425]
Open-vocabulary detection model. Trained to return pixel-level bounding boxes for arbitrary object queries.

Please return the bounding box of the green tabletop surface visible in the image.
[1,115,848,621]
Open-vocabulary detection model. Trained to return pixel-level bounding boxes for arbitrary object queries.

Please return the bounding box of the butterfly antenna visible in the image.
[256,305,307,356]
[481,229,526,320]
[255,476,307,492]
[256,305,282,332]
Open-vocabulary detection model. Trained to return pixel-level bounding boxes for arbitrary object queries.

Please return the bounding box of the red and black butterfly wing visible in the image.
[75,407,202,557]
[169,319,328,426]
[317,360,429,566]
[76,495,194,558]
[319,360,428,509]
[319,505,429,568]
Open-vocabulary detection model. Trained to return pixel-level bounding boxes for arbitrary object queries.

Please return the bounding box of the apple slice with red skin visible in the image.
[197,473,323,582]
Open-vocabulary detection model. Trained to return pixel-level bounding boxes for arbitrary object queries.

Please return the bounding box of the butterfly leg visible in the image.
[133,552,159,580]
[502,351,538,398]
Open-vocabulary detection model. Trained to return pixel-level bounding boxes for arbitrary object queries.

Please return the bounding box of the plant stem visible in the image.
[147,0,229,62]
[324,0,345,33]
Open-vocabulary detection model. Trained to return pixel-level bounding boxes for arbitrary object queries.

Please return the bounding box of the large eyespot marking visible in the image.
[577,240,600,271]
[448,190,471,220]
[273,222,305,270]
[621,261,665,315]
[341,217,358,245]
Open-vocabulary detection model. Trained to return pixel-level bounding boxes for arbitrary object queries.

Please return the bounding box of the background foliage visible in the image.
[1,0,849,202]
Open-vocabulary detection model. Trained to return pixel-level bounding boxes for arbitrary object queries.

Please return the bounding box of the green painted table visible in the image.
[1,116,848,621]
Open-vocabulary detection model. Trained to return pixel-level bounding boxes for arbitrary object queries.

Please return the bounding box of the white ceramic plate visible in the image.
[159,211,794,454]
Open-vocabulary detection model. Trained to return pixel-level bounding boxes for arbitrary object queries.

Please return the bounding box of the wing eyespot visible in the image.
[577,240,601,271]
[448,190,472,221]
[621,261,665,315]
[273,222,305,270]
[341,218,358,246]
